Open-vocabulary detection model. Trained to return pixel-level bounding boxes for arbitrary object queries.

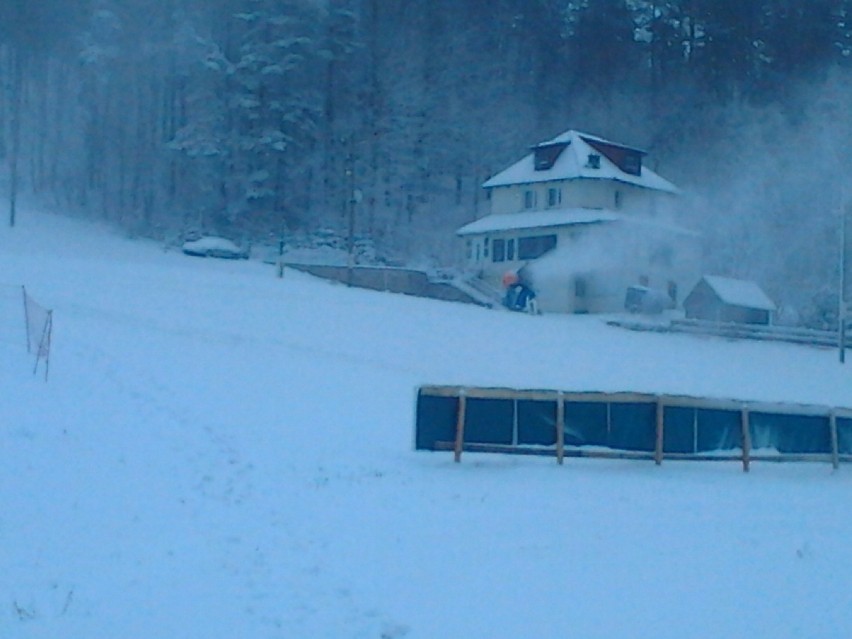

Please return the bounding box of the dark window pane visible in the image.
[518,400,557,445]
[492,238,505,262]
[749,413,831,454]
[609,402,656,452]
[663,406,695,454]
[564,402,608,446]
[415,393,459,450]
[838,418,852,454]
[697,409,742,451]
[465,398,514,445]
[518,235,557,260]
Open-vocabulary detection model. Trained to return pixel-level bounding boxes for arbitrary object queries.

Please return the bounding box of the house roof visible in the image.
[482,129,679,194]
[456,208,621,236]
[699,275,777,312]
[456,208,698,238]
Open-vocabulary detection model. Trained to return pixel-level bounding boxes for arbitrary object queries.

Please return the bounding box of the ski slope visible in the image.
[2,209,852,638]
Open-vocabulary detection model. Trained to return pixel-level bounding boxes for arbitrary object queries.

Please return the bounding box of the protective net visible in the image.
[1,284,53,379]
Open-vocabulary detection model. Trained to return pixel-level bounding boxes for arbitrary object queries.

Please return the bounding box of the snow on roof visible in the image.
[456,208,621,236]
[482,129,678,194]
[701,275,777,311]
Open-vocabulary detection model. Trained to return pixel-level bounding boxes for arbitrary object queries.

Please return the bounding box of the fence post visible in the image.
[556,392,565,465]
[830,411,840,470]
[21,285,30,353]
[655,399,665,466]
[454,389,467,463]
[741,407,751,473]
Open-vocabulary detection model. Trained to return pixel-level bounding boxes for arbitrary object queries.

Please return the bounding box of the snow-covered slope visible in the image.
[2,210,852,639]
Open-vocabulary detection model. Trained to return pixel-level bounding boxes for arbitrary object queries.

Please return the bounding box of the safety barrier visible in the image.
[415,385,852,471]
[2,284,52,380]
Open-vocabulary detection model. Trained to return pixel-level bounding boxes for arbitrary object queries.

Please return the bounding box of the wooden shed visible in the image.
[683,275,776,325]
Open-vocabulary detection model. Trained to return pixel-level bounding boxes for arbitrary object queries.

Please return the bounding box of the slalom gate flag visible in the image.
[22,286,53,380]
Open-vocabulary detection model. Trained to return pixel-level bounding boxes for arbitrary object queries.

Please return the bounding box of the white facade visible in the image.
[457,129,696,314]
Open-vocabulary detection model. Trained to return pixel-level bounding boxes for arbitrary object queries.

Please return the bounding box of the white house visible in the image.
[457,129,698,314]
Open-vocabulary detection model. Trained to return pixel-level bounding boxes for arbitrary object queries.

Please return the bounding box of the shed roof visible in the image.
[699,275,777,312]
[456,208,621,236]
[482,129,679,194]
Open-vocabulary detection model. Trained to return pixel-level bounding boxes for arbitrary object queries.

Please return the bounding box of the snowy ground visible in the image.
[2,209,852,638]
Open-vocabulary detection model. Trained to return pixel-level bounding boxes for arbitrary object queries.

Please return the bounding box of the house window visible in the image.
[492,238,506,262]
[483,237,489,258]
[534,143,568,171]
[587,154,601,169]
[614,190,622,209]
[547,187,562,207]
[622,152,641,175]
[465,239,472,260]
[523,189,537,210]
[575,277,587,298]
[518,234,557,260]
[507,238,515,261]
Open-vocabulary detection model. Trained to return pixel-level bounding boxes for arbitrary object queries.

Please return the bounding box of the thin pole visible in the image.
[741,407,751,473]
[830,411,839,470]
[556,392,565,465]
[454,390,467,463]
[33,310,50,378]
[654,400,665,466]
[21,285,30,353]
[840,186,847,363]
[44,310,52,382]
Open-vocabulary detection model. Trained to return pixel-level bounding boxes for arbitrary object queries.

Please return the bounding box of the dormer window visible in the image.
[622,152,641,175]
[587,154,601,169]
[534,142,568,171]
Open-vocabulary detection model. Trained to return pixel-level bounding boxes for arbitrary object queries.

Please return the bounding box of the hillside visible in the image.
[2,209,852,639]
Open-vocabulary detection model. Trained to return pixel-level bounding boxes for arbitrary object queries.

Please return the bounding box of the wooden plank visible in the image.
[747,453,834,463]
[436,441,557,458]
[741,407,751,473]
[830,411,840,470]
[662,452,743,462]
[433,442,844,465]
[562,449,655,461]
[435,442,652,461]
[453,391,467,463]
[556,392,565,465]
[562,391,657,404]
[654,400,664,466]
[418,385,852,418]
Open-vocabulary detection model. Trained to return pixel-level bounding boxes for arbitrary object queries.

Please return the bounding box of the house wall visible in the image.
[464,226,586,286]
[488,180,658,216]
[464,222,699,314]
[531,265,690,314]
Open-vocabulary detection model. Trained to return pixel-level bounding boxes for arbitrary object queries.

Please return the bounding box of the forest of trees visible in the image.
[2,0,852,319]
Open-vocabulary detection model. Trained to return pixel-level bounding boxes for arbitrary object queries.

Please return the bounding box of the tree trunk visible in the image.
[9,48,24,227]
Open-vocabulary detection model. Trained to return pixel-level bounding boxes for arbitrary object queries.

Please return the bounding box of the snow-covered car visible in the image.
[181,236,249,260]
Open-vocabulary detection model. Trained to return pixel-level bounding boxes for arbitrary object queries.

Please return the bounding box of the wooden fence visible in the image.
[610,317,851,349]
[415,385,852,471]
